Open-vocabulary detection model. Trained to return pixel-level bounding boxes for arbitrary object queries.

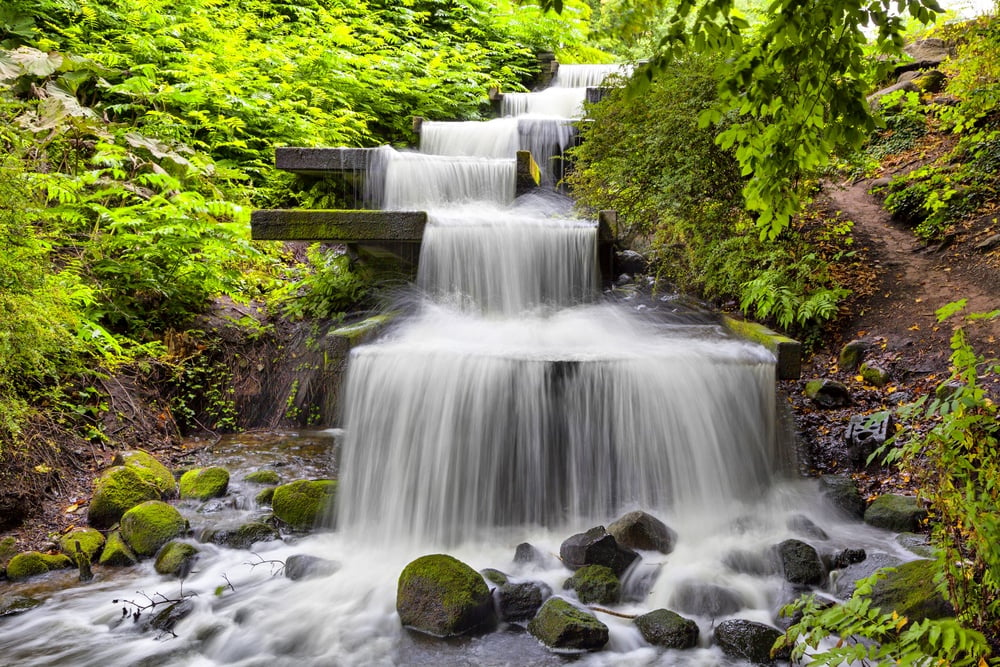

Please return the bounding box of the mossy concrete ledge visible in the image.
[274,147,378,174]
[250,209,428,243]
[723,316,802,380]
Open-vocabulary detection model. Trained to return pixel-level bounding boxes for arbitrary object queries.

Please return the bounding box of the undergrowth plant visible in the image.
[876,300,1000,646]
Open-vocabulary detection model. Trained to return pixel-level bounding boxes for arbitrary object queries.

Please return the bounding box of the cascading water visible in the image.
[0,66,920,667]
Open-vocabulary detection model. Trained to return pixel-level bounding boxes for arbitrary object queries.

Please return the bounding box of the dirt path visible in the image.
[822,178,1000,377]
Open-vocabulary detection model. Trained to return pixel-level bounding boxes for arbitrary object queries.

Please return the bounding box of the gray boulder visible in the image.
[869,559,953,621]
[670,581,744,617]
[607,511,676,554]
[285,554,340,581]
[497,581,548,622]
[559,526,638,576]
[832,551,904,598]
[714,619,791,664]
[864,494,927,532]
[396,554,495,637]
[202,522,279,550]
[634,608,699,649]
[818,475,865,518]
[527,597,609,652]
[804,379,851,408]
[776,539,826,587]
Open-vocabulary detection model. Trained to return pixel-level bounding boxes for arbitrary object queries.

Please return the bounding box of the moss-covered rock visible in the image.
[203,522,279,550]
[559,525,638,576]
[480,568,508,586]
[634,609,699,649]
[775,539,826,587]
[564,564,620,605]
[285,554,341,581]
[838,339,871,372]
[112,449,177,498]
[396,554,496,637]
[0,596,42,617]
[154,541,200,577]
[88,465,162,528]
[272,479,336,530]
[98,530,138,567]
[868,559,953,621]
[497,581,547,623]
[527,597,609,652]
[120,500,188,557]
[179,467,230,501]
[255,487,276,505]
[6,551,74,581]
[0,535,17,574]
[58,527,106,561]
[819,475,865,518]
[864,494,927,532]
[245,470,280,485]
[804,379,851,408]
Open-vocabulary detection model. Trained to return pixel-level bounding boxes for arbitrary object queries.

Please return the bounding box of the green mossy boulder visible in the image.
[634,609,699,649]
[0,535,17,573]
[6,551,74,581]
[527,597,609,652]
[245,470,281,485]
[804,379,851,408]
[112,449,177,498]
[88,465,162,528]
[480,568,508,586]
[563,564,620,605]
[154,541,200,577]
[864,494,927,532]
[396,554,496,637]
[838,340,871,372]
[179,467,230,501]
[869,559,953,621]
[120,500,188,557]
[58,527,106,561]
[0,596,42,617]
[255,487,276,505]
[272,479,337,530]
[98,530,138,567]
[819,475,865,518]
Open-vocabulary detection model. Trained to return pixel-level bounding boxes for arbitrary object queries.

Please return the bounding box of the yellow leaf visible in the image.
[895,615,908,630]
[915,298,923,303]
[64,503,79,514]
[33,464,53,474]
[908,324,920,331]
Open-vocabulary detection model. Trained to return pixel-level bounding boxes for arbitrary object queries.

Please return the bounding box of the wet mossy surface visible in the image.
[179,467,230,501]
[396,554,495,637]
[88,466,161,528]
[271,479,336,530]
[120,500,188,557]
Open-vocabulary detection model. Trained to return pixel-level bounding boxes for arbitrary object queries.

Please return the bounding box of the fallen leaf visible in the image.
[908,324,920,331]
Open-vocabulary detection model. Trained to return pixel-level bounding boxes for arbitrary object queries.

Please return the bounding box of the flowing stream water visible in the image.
[0,64,918,666]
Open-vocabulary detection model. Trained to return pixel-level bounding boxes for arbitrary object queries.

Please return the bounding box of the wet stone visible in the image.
[714,619,791,665]
[830,548,867,570]
[634,609,699,649]
[559,526,638,577]
[497,581,548,623]
[786,515,829,541]
[804,379,851,408]
[285,554,340,581]
[607,510,676,554]
[513,542,544,566]
[818,475,865,518]
[670,581,744,617]
[775,539,826,587]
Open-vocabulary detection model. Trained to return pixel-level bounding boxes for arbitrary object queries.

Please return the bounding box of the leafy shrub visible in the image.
[875,302,1000,647]
[274,246,372,322]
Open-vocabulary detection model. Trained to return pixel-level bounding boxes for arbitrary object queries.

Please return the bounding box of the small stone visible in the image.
[514,542,544,566]
[634,609,699,649]
[5,551,73,581]
[497,581,547,622]
[255,487,276,505]
[804,379,851,408]
[98,530,138,567]
[480,568,508,586]
[285,554,340,581]
[202,522,279,550]
[786,515,829,541]
[831,548,867,570]
[818,475,865,518]
[58,527,106,561]
[838,339,872,372]
[860,363,890,387]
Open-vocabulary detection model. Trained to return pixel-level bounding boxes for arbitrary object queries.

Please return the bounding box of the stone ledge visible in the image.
[275,147,379,174]
[722,316,802,380]
[250,209,427,242]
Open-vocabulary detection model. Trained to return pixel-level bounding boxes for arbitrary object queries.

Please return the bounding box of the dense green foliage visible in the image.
[568,53,848,331]
[0,0,591,452]
[779,571,992,665]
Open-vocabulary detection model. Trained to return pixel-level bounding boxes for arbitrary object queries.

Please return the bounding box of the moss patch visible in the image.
[120,500,188,557]
[564,564,620,605]
[58,527,106,561]
[179,467,230,501]
[527,597,609,651]
[271,479,336,530]
[869,559,954,621]
[255,486,276,505]
[6,551,73,581]
[88,466,162,528]
[396,554,495,637]
[154,541,199,577]
[112,449,177,497]
[244,470,280,485]
[98,530,138,567]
